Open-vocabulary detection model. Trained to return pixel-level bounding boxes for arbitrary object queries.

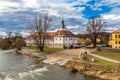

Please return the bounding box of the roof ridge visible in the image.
[112,28,120,33]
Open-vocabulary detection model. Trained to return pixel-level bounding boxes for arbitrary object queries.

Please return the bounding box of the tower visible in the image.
[61,18,66,29]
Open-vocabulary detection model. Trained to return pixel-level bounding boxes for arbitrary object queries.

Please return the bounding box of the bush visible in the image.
[15,38,26,50]
[0,39,12,50]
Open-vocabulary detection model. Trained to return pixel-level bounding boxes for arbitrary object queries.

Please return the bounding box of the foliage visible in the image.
[0,39,12,50]
[15,38,26,50]
[0,36,25,50]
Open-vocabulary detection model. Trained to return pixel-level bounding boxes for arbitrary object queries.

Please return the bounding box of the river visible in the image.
[0,50,99,80]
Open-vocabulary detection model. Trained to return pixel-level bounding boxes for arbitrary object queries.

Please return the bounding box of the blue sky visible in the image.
[0,0,120,37]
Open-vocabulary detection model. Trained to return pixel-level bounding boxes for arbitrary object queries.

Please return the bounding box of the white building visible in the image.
[25,19,78,48]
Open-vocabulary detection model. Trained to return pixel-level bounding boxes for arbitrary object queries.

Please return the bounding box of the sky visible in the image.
[0,0,120,38]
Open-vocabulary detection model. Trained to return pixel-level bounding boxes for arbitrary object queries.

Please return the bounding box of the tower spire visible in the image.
[61,17,66,29]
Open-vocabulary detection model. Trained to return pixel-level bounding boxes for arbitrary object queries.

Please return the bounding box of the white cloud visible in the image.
[99,4,120,32]
[102,14,120,20]
[0,32,7,38]
[20,31,30,38]
[22,0,40,8]
[1,0,120,34]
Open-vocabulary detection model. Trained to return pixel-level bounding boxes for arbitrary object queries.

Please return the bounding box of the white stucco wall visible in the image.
[54,36,78,48]
[54,37,63,44]
[25,36,78,48]
[25,40,35,44]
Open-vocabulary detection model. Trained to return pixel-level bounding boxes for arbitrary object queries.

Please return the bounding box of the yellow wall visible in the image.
[110,33,120,48]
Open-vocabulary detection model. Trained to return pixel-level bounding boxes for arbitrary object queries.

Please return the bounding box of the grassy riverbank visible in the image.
[63,60,120,80]
[93,51,120,61]
[25,46,64,52]
[72,54,120,70]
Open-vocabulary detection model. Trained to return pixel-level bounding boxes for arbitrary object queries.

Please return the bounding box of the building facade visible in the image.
[25,19,78,48]
[109,28,120,48]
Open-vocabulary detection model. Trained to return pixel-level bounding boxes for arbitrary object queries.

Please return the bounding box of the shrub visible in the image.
[15,38,26,50]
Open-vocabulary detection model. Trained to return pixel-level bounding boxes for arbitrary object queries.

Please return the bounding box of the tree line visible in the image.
[0,35,26,50]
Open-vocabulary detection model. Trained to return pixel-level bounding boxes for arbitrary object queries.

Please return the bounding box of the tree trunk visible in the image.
[93,38,97,48]
[39,46,43,51]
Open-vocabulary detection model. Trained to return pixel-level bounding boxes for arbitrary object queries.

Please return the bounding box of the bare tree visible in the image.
[27,15,52,51]
[86,17,106,48]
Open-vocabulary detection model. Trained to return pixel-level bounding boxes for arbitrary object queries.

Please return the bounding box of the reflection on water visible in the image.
[0,50,99,80]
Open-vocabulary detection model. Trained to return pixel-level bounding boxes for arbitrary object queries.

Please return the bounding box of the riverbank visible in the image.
[18,48,120,80]
[63,60,120,80]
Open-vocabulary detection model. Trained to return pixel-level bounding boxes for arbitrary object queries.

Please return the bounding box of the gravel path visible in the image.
[87,52,120,63]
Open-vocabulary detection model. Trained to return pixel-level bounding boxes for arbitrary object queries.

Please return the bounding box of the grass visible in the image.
[93,51,120,61]
[25,46,64,52]
[93,57,119,67]
[72,54,120,69]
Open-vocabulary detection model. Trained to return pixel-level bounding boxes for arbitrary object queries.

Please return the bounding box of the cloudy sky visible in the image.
[0,0,120,37]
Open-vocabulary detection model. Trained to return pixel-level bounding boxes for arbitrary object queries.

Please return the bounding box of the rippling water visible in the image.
[0,50,99,80]
[0,49,38,75]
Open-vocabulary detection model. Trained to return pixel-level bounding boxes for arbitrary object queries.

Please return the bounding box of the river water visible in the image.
[0,50,99,80]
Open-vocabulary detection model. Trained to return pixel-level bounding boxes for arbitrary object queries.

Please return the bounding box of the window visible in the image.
[60,38,61,40]
[119,35,120,38]
[119,41,120,44]
[115,41,117,44]
[115,35,117,38]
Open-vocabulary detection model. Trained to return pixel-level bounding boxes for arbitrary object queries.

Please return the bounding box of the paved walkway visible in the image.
[87,52,120,64]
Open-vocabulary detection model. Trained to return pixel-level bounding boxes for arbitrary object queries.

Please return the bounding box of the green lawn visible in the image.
[93,51,120,61]
[93,57,120,68]
[25,46,64,52]
[72,54,120,69]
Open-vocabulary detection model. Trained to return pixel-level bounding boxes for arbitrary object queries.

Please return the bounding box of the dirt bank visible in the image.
[62,60,120,80]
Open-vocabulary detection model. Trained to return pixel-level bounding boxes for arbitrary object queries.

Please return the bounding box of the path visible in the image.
[87,52,120,64]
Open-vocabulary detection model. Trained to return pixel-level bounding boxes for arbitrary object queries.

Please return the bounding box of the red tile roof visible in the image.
[54,29,74,37]
[26,29,75,40]
[112,28,120,33]
[46,32,56,38]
